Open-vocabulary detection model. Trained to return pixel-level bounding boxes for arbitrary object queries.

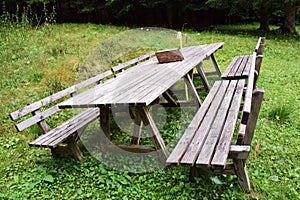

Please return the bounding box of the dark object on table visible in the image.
[155,48,184,63]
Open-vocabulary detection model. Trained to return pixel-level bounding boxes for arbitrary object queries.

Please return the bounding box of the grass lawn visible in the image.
[0,22,299,199]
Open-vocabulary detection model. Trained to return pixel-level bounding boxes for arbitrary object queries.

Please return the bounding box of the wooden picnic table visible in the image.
[58,42,224,159]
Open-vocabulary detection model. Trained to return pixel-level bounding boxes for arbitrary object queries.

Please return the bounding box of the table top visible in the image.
[58,42,224,108]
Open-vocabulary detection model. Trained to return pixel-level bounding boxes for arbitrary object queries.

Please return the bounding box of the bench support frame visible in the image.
[51,135,84,162]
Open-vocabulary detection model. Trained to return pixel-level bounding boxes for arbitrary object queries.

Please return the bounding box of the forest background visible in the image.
[1,0,300,34]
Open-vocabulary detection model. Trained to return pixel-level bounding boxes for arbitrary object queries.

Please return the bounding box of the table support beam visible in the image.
[184,74,202,108]
[196,63,211,92]
[100,106,110,139]
[137,106,168,158]
[211,53,222,77]
[130,106,142,145]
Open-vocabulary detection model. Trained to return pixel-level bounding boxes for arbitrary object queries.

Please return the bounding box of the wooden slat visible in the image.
[229,145,250,159]
[183,74,202,107]
[46,109,98,147]
[221,56,241,79]
[111,52,155,72]
[29,108,96,147]
[58,43,224,108]
[241,52,256,124]
[30,108,100,147]
[235,56,249,78]
[180,81,229,165]
[255,37,265,55]
[10,70,112,121]
[210,79,245,167]
[88,45,208,106]
[196,63,210,92]
[242,88,265,145]
[241,55,253,78]
[16,106,60,131]
[137,106,168,158]
[196,80,238,166]
[166,81,222,165]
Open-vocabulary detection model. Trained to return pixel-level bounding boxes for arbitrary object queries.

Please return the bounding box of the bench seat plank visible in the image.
[221,55,253,80]
[29,108,100,148]
[211,80,245,167]
[180,81,229,165]
[166,81,222,165]
[167,79,246,168]
[196,80,239,166]
[221,56,241,78]
[235,56,248,77]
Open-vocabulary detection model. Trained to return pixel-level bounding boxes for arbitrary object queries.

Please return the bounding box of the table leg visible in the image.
[136,106,168,158]
[184,74,202,108]
[211,53,222,77]
[196,62,211,92]
[100,106,110,139]
[129,106,142,145]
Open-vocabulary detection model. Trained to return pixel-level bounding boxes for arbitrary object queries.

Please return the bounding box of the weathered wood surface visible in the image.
[10,70,112,121]
[166,81,222,165]
[210,80,245,167]
[29,108,100,148]
[221,55,253,80]
[167,79,245,167]
[58,43,224,109]
[10,69,113,161]
[241,53,256,124]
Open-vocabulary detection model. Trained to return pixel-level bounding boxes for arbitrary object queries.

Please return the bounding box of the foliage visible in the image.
[1,0,299,32]
[268,105,291,123]
[0,19,300,200]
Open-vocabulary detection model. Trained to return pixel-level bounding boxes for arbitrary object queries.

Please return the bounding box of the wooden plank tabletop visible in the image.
[58,43,224,108]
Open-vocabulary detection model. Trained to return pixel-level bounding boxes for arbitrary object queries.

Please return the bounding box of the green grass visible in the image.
[1,22,299,199]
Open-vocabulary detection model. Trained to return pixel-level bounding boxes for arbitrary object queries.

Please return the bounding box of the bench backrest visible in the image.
[254,37,265,75]
[10,70,114,133]
[111,52,155,76]
[238,51,264,146]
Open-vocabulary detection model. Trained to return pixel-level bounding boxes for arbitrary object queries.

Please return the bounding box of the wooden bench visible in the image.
[166,53,265,191]
[9,70,113,161]
[221,37,265,85]
[10,52,156,161]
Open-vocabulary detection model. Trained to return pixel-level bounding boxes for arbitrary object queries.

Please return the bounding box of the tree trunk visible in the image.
[278,3,297,34]
[166,4,174,28]
[258,2,270,31]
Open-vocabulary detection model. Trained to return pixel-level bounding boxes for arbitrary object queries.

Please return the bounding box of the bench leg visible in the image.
[189,167,208,181]
[51,136,84,162]
[233,159,251,192]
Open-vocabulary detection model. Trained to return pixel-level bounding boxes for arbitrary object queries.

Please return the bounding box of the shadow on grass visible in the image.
[201,24,299,40]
